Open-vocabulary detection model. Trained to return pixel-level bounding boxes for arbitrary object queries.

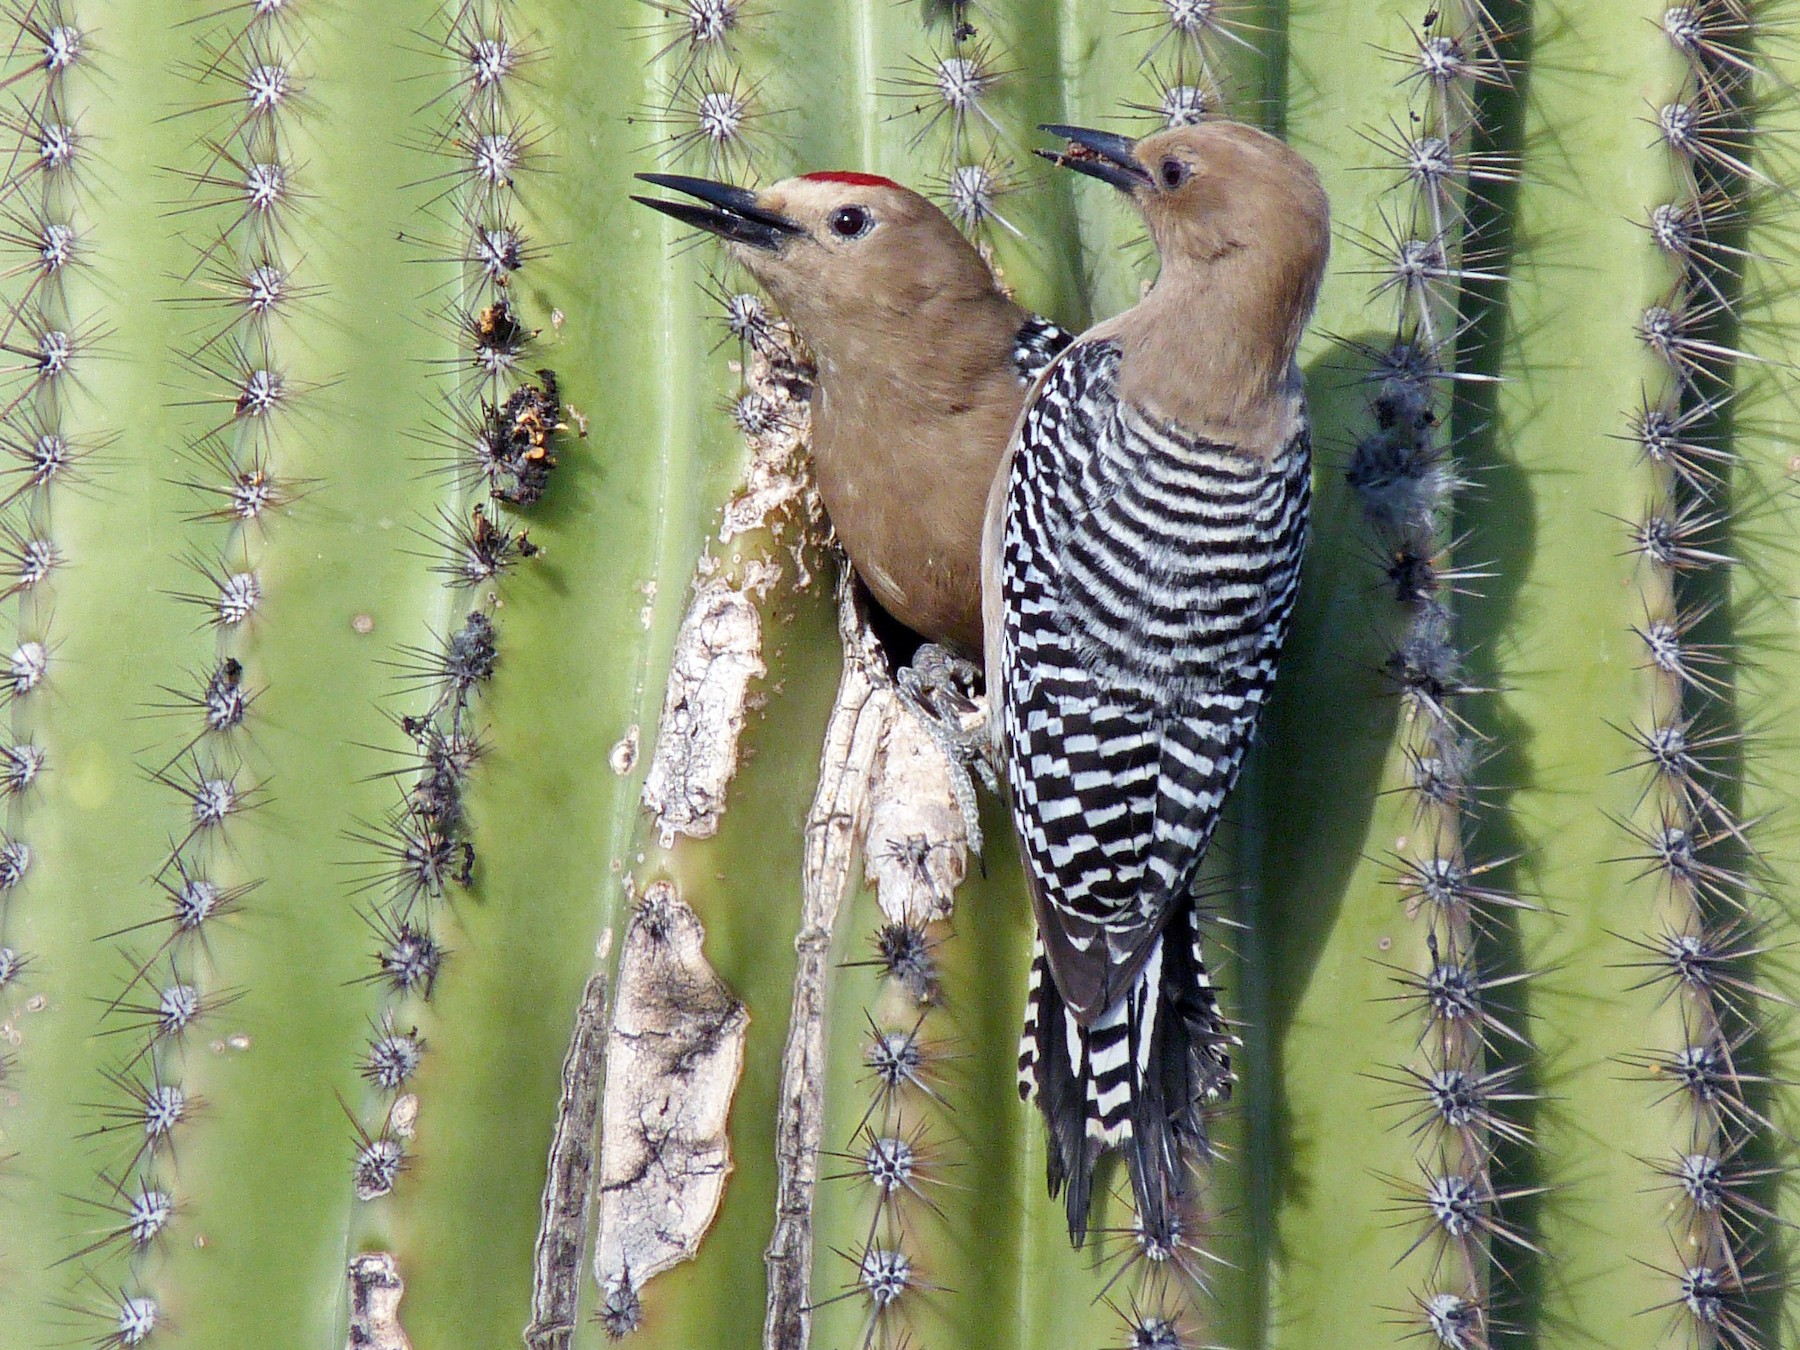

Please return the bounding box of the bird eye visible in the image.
[828,205,872,238]
[1159,157,1190,189]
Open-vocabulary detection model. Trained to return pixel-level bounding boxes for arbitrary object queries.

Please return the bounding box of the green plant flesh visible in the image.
[0,2,1793,1350]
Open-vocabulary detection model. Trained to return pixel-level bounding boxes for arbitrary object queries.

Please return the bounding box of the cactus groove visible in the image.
[0,2,1794,1350]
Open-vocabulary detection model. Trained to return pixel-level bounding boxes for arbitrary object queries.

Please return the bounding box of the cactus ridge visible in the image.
[1335,3,1538,1342]
[1609,4,1788,1343]
[342,0,563,1209]
[55,0,312,1317]
[0,0,84,1061]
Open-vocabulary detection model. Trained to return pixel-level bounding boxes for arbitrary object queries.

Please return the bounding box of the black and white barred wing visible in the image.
[1010,313,1075,387]
[998,338,1311,1020]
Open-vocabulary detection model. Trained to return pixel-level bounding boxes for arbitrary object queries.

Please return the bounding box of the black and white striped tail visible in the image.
[1017,904,1235,1246]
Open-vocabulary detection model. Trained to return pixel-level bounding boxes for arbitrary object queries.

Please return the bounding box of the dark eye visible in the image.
[1159,157,1189,189]
[828,205,872,238]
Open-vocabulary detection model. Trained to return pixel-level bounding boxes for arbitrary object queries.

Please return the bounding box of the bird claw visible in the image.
[895,644,998,855]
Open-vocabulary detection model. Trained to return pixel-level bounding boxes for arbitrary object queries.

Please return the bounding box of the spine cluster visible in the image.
[644,0,768,180]
[887,0,1017,245]
[1129,0,1262,134]
[346,0,560,1204]
[814,1000,948,1350]
[1344,4,1534,1344]
[1618,6,1781,1345]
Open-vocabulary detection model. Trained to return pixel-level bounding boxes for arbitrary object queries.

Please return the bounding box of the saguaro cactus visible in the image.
[0,2,1794,1349]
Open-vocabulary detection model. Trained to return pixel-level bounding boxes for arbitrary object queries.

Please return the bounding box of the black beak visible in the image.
[632,172,804,251]
[1035,123,1152,191]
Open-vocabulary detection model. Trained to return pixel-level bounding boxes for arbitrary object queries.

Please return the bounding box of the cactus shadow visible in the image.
[1250,331,1406,1190]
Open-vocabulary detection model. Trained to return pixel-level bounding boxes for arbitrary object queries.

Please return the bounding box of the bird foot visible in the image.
[894,644,997,856]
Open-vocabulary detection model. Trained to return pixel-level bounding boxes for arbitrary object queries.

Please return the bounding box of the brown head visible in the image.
[1041,120,1331,443]
[632,170,1014,377]
[633,169,1032,654]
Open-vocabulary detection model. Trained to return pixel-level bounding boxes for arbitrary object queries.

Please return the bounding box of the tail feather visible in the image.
[1017,934,1096,1238]
[1019,905,1233,1247]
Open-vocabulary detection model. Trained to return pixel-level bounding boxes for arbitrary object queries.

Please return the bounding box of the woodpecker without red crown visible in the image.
[986,120,1330,1246]
[633,170,1070,656]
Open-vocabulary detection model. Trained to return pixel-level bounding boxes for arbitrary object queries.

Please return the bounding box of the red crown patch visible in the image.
[801,171,901,189]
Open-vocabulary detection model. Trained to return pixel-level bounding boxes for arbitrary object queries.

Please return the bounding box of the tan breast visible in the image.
[812,356,1024,656]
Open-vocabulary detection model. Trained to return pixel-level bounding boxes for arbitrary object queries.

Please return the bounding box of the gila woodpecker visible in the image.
[985,121,1330,1246]
[633,171,1069,655]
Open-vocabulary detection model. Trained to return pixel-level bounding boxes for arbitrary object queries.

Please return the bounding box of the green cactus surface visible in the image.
[0,1,1794,1349]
